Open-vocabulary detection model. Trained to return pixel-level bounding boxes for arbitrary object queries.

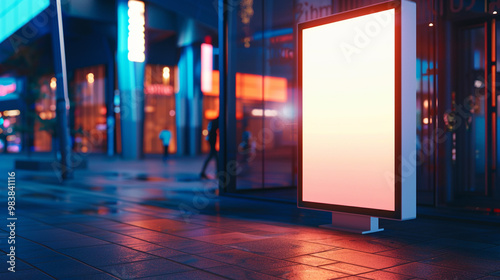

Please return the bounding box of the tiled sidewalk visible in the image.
[0,155,499,280]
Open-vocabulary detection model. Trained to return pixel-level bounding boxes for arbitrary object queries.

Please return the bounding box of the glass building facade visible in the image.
[0,0,498,213]
[218,0,500,211]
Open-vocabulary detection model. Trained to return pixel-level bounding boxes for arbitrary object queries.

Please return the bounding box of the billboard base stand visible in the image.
[320,212,384,234]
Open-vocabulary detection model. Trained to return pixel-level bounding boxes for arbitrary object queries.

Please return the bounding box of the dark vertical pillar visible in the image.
[440,20,456,203]
[103,37,115,157]
[437,18,453,204]
[177,44,203,156]
[486,20,494,197]
[50,0,72,179]
[218,0,237,192]
[116,0,145,159]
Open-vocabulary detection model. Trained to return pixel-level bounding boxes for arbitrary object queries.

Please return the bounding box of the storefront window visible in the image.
[1,109,22,153]
[227,0,296,190]
[220,0,500,208]
[143,64,177,154]
[73,65,107,153]
[34,76,56,152]
[201,69,220,153]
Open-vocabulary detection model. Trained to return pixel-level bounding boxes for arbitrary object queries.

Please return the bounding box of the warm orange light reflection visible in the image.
[236,73,287,102]
[302,9,396,211]
[205,109,219,119]
[203,70,287,103]
[203,70,220,96]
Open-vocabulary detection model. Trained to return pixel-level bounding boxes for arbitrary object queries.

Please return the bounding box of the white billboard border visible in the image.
[297,0,416,225]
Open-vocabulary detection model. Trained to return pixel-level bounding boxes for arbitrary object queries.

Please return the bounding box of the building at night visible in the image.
[0,0,499,215]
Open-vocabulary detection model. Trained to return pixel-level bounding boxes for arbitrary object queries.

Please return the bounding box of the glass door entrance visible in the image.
[453,19,498,208]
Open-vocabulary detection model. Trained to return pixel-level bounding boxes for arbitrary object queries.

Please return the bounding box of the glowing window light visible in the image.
[50,77,57,90]
[99,107,107,115]
[283,105,294,119]
[3,110,20,117]
[162,67,170,80]
[236,73,288,102]
[423,100,428,109]
[202,70,220,96]
[202,71,288,102]
[251,109,278,117]
[87,73,95,84]
[204,109,219,119]
[201,43,214,93]
[127,0,146,62]
[251,109,263,116]
[423,117,429,124]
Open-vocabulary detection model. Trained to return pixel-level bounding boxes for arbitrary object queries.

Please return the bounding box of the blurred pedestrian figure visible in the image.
[200,117,219,179]
[238,118,255,169]
[159,129,172,162]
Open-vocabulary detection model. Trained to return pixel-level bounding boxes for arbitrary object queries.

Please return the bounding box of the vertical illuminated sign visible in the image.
[298,0,416,222]
[128,0,145,62]
[201,43,213,93]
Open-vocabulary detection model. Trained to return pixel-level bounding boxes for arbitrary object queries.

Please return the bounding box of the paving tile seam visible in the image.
[17,175,404,239]
[20,188,188,222]
[413,259,494,275]
[20,210,485,280]
[132,270,233,280]
[382,263,486,280]
[0,242,118,279]
[304,238,419,253]
[71,219,242,248]
[205,264,293,280]
[318,262,376,275]
[17,214,269,278]
[98,259,234,280]
[14,187,219,235]
[358,268,427,280]
[16,175,325,231]
[13,179,148,206]
[198,251,392,279]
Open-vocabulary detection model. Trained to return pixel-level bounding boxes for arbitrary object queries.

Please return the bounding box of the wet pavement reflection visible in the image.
[0,155,499,279]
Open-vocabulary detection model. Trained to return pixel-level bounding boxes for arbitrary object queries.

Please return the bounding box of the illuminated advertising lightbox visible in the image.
[298,0,416,220]
[0,77,20,101]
